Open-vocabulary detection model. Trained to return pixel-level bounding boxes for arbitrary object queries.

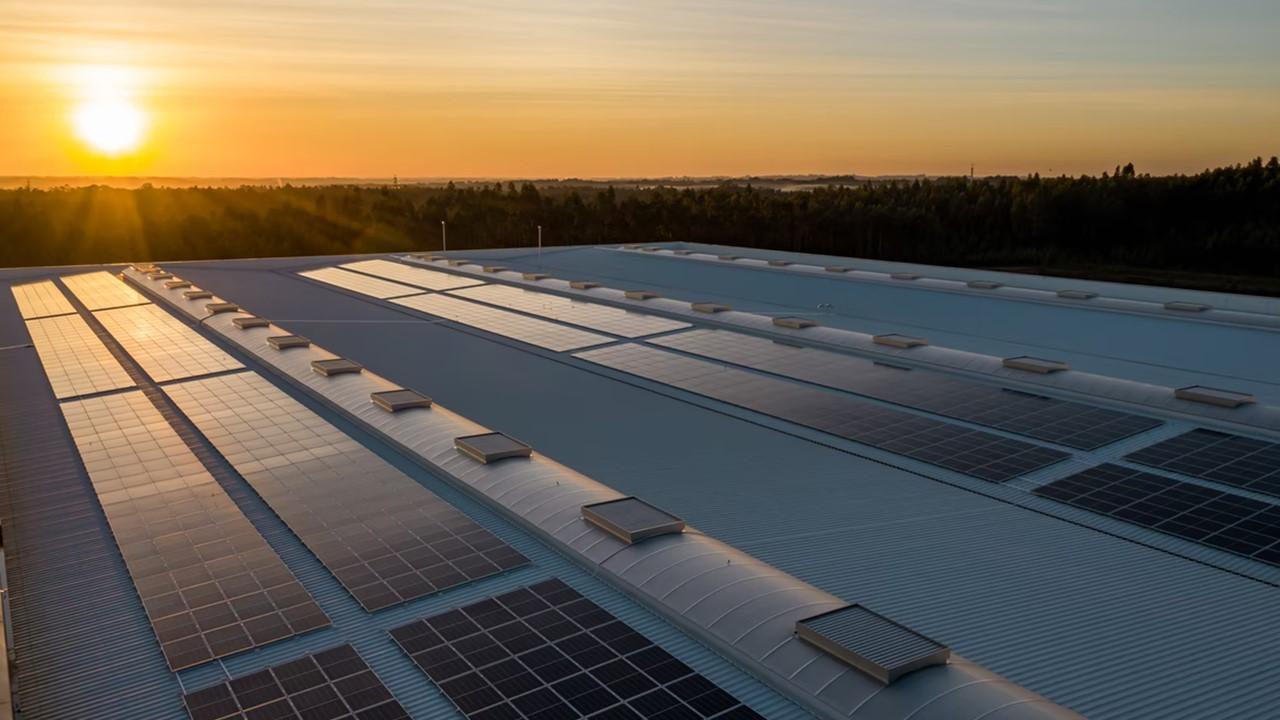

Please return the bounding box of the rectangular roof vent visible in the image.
[132,262,157,272]
[311,358,363,377]
[205,302,239,314]
[149,271,174,280]
[164,279,191,289]
[522,272,549,281]
[825,265,853,273]
[768,259,793,267]
[454,432,532,463]
[582,497,685,544]
[873,333,928,349]
[622,244,642,249]
[1165,301,1211,312]
[673,249,694,255]
[625,290,658,300]
[183,289,212,300]
[889,272,920,281]
[569,280,600,290]
[268,334,311,350]
[446,259,469,266]
[1174,385,1256,408]
[717,254,739,261]
[1057,289,1097,300]
[640,246,661,252]
[232,316,270,329]
[967,280,1002,289]
[1003,356,1070,374]
[796,605,950,685]
[773,316,818,329]
[691,302,731,313]
[409,252,443,261]
[482,265,507,273]
[371,388,433,412]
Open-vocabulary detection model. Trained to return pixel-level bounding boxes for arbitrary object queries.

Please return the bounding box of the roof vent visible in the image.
[232,316,270,329]
[824,266,853,273]
[164,280,192,289]
[409,253,443,261]
[1165,301,1211,312]
[1003,356,1069,374]
[522,272,549,281]
[773,316,818,329]
[311,358,363,377]
[889,272,920,281]
[371,388,433,412]
[582,497,685,544]
[768,259,793,267]
[672,249,693,256]
[446,259,469,267]
[205,302,239,314]
[132,263,158,272]
[1057,289,1097,300]
[183,289,212,300]
[569,281,600,290]
[149,272,174,281]
[1174,385,1256,408]
[967,280,1002,289]
[268,334,311,350]
[691,302,730,313]
[454,432,532,463]
[621,244,642,250]
[873,334,927,349]
[640,246,661,252]
[482,265,507,273]
[625,290,658,300]
[796,605,950,685]
[717,254,739,261]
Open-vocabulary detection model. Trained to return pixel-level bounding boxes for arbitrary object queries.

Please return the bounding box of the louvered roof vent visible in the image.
[446,259,469,267]
[311,358,363,377]
[691,302,730,313]
[625,290,658,300]
[482,265,507,273]
[890,272,920,280]
[164,279,191,289]
[371,388,433,412]
[522,272,549,281]
[183,290,212,300]
[1165,301,1211,312]
[569,281,600,290]
[773,317,818,329]
[1057,289,1097,300]
[796,605,950,685]
[205,302,239,314]
[454,432,532,464]
[268,334,312,350]
[582,497,685,544]
[1003,356,1069,374]
[233,316,270,329]
[873,334,927,349]
[967,280,1002,289]
[1174,385,1256,408]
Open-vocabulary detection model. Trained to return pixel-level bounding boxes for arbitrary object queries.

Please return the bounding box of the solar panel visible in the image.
[391,294,612,352]
[164,373,528,611]
[25,314,136,399]
[94,304,244,382]
[61,271,150,311]
[577,344,1069,482]
[1127,429,1280,499]
[341,258,485,291]
[182,644,408,720]
[297,267,425,299]
[62,391,328,671]
[388,579,764,720]
[796,605,950,684]
[652,330,1160,450]
[10,280,76,319]
[450,284,690,338]
[1034,464,1280,567]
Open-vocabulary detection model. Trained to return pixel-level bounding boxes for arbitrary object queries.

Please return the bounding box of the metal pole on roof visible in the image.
[537,225,542,266]
[441,220,447,255]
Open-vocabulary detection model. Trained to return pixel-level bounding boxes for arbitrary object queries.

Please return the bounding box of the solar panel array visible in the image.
[652,330,1160,450]
[183,644,408,720]
[389,578,764,720]
[392,293,612,352]
[342,258,485,291]
[1127,429,1280,499]
[1035,464,1280,566]
[577,344,1068,482]
[450,284,691,338]
[62,391,327,671]
[10,279,76,319]
[297,267,425,299]
[61,270,151,310]
[25,313,135,399]
[94,304,244,382]
[164,372,528,611]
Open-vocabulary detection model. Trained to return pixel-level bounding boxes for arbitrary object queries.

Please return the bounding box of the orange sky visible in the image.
[2,1,1278,178]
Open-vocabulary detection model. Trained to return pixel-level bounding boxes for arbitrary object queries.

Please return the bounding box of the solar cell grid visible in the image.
[450,284,690,338]
[183,644,409,720]
[342,258,485,290]
[1034,463,1280,566]
[389,578,764,720]
[392,293,612,352]
[577,344,1068,482]
[62,391,327,671]
[10,279,77,319]
[25,313,136,399]
[60,270,151,311]
[1127,429,1280,499]
[164,372,528,611]
[297,267,425,299]
[651,330,1161,450]
[94,303,244,382]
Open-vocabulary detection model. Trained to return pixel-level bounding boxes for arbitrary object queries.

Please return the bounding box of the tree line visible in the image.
[2,157,1278,293]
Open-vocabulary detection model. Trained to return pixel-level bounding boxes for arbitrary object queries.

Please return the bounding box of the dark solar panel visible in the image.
[650,330,1161,450]
[1034,464,1280,566]
[577,344,1069,483]
[1127,429,1280,499]
[183,644,409,720]
[388,579,765,720]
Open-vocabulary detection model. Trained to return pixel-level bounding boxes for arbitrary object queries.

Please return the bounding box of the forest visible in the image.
[2,157,1278,294]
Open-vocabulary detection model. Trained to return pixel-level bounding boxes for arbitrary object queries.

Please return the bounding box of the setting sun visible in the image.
[73,98,145,155]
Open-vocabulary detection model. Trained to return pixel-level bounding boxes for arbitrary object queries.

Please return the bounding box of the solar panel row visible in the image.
[652,330,1161,450]
[389,578,763,720]
[164,372,528,611]
[94,303,244,382]
[10,279,77,319]
[450,284,690,338]
[1127,429,1280,499]
[341,258,485,291]
[62,391,328,670]
[392,293,612,352]
[60,270,151,311]
[297,267,425,299]
[576,344,1068,482]
[25,313,135,399]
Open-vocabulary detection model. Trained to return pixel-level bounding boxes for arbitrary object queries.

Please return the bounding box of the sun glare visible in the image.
[67,65,149,157]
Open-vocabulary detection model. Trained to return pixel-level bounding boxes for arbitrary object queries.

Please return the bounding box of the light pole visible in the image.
[537,225,542,266]
[441,220,447,255]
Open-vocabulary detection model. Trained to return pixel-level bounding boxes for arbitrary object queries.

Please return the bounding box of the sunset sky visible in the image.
[1,1,1277,178]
